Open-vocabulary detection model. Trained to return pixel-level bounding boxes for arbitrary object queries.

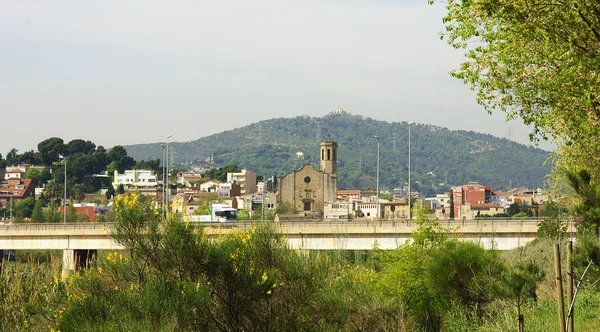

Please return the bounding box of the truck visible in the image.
[191,204,237,222]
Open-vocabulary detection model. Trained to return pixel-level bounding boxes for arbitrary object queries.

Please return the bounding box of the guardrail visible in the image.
[0,218,562,232]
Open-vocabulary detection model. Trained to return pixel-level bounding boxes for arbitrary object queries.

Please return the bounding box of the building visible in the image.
[227,169,257,195]
[381,199,410,219]
[451,183,492,217]
[337,189,361,201]
[177,172,202,188]
[200,180,221,193]
[277,142,338,215]
[0,178,35,209]
[457,203,505,220]
[324,201,352,219]
[113,170,158,189]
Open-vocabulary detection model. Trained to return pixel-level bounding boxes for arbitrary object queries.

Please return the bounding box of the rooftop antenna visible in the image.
[507,127,512,141]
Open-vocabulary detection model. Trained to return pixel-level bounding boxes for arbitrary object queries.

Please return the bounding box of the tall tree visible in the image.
[6,148,18,166]
[37,137,65,165]
[108,145,136,173]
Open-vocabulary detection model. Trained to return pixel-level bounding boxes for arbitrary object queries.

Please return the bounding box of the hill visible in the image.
[124,113,551,196]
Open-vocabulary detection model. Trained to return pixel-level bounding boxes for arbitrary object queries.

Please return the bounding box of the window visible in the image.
[304,176,311,183]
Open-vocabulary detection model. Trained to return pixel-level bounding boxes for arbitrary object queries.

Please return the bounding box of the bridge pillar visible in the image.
[62,249,97,277]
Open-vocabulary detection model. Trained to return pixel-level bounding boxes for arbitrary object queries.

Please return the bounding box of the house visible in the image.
[177,172,202,188]
[324,201,352,219]
[337,189,361,201]
[355,202,380,220]
[218,182,241,198]
[457,203,504,220]
[200,180,221,193]
[113,170,158,189]
[490,191,514,209]
[0,178,36,208]
[381,199,410,219]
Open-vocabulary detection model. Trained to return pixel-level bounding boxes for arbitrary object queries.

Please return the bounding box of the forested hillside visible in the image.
[125,113,551,195]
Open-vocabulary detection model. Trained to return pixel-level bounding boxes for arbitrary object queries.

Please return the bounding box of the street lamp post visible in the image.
[166,135,172,216]
[374,136,380,219]
[408,122,414,220]
[161,144,166,222]
[62,155,67,224]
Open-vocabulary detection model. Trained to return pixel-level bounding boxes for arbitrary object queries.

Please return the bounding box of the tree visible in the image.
[108,145,136,173]
[440,0,600,175]
[24,168,42,182]
[6,148,18,166]
[14,197,36,220]
[31,199,45,223]
[105,185,116,200]
[70,184,86,203]
[566,169,600,238]
[37,137,65,165]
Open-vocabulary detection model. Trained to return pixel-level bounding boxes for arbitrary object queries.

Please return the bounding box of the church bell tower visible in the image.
[320,141,337,175]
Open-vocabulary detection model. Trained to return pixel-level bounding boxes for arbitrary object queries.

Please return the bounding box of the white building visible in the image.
[324,201,352,219]
[113,170,158,189]
[200,180,221,193]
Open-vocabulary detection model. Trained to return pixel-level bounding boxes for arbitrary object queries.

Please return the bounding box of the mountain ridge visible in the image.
[124,113,551,196]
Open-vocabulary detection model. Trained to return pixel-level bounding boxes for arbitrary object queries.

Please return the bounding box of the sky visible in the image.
[0,0,554,156]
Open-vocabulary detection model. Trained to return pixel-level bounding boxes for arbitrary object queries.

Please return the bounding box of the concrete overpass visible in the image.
[0,219,574,275]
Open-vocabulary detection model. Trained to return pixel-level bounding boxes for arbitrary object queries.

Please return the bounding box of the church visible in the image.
[276,142,338,215]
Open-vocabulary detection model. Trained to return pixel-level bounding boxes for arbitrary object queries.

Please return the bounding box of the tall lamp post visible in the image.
[61,155,67,224]
[408,122,414,220]
[166,135,172,216]
[374,136,380,219]
[161,144,166,222]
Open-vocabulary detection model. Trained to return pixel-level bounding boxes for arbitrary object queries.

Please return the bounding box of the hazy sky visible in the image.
[1,0,553,156]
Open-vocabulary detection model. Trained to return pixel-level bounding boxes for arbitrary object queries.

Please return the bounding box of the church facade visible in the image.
[277,142,338,215]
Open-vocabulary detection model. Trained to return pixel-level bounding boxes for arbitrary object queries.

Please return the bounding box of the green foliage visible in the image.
[537,201,568,240]
[105,185,115,200]
[566,169,600,237]
[31,199,45,223]
[14,197,35,221]
[202,164,240,182]
[191,194,223,216]
[428,241,504,318]
[107,145,136,174]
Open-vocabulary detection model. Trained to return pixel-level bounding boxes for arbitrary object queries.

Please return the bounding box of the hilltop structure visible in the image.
[276,142,338,215]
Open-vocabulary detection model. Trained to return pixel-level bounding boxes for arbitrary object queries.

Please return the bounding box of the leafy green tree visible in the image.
[31,199,45,223]
[14,197,36,220]
[17,150,41,165]
[37,137,65,165]
[537,201,568,240]
[507,202,521,216]
[0,153,6,169]
[65,139,96,155]
[105,185,116,200]
[24,168,42,182]
[439,0,600,176]
[117,184,125,195]
[427,241,504,320]
[108,145,136,173]
[6,148,18,166]
[70,184,86,202]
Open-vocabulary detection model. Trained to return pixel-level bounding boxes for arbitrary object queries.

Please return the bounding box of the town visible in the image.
[0,138,548,223]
